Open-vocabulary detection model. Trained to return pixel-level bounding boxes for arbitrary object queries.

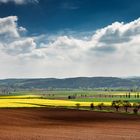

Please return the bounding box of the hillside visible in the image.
[0,77,139,90]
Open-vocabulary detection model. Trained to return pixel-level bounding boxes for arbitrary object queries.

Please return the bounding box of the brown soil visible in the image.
[0,108,139,140]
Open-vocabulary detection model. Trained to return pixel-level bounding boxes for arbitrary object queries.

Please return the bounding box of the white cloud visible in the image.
[1,16,140,78]
[0,16,35,56]
[4,38,36,55]
[0,16,19,39]
[0,0,38,4]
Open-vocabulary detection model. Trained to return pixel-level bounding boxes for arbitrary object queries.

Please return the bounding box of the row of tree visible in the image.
[75,100,140,114]
[69,92,140,100]
[112,100,140,114]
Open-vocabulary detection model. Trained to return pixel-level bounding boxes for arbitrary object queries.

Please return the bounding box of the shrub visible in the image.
[68,95,76,99]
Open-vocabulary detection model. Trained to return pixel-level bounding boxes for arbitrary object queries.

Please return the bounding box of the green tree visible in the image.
[98,103,104,110]
[133,102,140,114]
[128,92,131,98]
[90,103,94,110]
[133,108,138,114]
[137,93,139,98]
[75,103,80,110]
[122,101,131,113]
[112,100,122,112]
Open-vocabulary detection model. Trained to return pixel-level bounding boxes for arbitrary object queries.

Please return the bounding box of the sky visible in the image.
[0,0,140,78]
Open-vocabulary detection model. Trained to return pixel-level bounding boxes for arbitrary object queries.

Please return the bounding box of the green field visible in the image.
[24,90,140,103]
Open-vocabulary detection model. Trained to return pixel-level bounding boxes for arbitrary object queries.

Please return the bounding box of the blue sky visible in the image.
[1,0,140,35]
[0,0,140,78]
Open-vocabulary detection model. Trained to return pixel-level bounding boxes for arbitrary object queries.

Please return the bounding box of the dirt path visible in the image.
[0,108,139,140]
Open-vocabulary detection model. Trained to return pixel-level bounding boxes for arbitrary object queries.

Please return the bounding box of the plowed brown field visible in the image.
[0,108,139,140]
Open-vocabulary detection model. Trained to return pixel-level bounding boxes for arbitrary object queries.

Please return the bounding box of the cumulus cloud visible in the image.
[4,38,36,55]
[1,16,140,78]
[0,16,19,39]
[0,0,38,4]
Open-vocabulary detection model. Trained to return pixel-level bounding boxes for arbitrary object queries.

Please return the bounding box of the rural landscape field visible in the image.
[1,0,140,139]
[0,89,140,140]
[0,90,140,110]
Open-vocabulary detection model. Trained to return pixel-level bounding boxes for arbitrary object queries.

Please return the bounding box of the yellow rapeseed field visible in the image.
[111,92,138,96]
[0,95,111,108]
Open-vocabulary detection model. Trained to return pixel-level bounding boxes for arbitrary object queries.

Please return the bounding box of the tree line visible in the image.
[75,100,140,114]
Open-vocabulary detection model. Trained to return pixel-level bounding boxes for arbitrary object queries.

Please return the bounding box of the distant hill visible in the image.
[0,77,140,90]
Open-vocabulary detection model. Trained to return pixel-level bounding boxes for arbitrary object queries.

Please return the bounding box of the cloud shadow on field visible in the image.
[40,108,140,123]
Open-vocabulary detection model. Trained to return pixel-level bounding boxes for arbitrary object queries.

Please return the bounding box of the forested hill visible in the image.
[0,77,140,89]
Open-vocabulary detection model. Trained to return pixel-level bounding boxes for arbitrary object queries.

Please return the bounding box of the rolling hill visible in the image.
[0,77,140,90]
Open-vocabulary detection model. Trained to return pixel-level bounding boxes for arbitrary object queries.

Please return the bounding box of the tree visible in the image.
[137,93,139,98]
[133,102,140,114]
[133,108,138,114]
[133,102,140,109]
[98,103,104,110]
[75,103,80,110]
[90,103,94,110]
[128,92,131,98]
[122,101,131,113]
[112,100,122,112]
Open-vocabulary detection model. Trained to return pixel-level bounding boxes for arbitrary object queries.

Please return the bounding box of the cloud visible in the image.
[0,16,19,39]
[0,16,37,58]
[4,38,36,55]
[1,16,140,78]
[93,19,140,44]
[0,0,38,4]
